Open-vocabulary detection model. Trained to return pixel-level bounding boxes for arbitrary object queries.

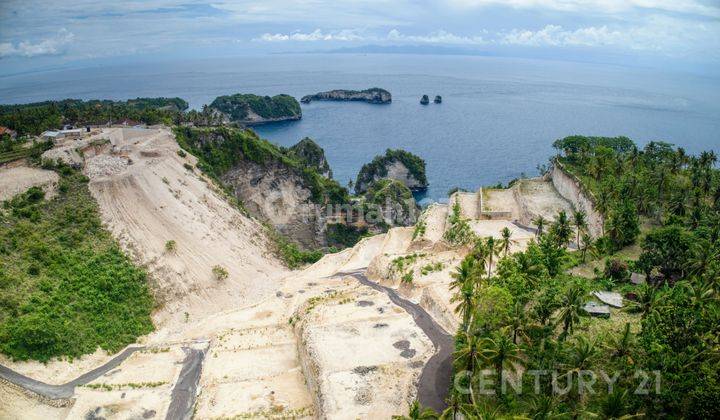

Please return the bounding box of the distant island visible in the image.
[301,88,391,104]
[209,93,301,125]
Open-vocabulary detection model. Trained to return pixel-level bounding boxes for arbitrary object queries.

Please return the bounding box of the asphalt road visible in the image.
[0,346,144,399]
[165,347,206,420]
[343,271,454,412]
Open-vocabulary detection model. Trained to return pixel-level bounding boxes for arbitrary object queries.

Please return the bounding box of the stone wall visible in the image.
[549,161,604,238]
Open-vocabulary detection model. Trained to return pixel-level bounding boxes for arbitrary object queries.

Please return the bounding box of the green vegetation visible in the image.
[267,227,323,269]
[0,136,53,165]
[0,165,153,361]
[209,93,301,122]
[420,262,443,276]
[355,149,428,194]
[212,265,229,281]
[288,137,332,177]
[0,97,187,136]
[164,240,177,253]
[326,223,368,248]
[421,137,720,419]
[173,126,349,205]
[412,218,427,240]
[443,200,474,246]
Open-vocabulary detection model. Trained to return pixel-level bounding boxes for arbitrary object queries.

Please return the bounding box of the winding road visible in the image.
[0,346,144,400]
[342,270,454,412]
[0,343,206,419]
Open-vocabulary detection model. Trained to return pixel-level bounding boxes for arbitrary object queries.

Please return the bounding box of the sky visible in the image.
[1,0,719,74]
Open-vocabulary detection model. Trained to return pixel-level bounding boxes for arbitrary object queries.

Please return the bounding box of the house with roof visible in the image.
[0,126,17,139]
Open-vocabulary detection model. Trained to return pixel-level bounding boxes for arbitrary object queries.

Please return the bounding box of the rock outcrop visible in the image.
[288,137,332,179]
[173,126,349,249]
[300,88,391,104]
[355,149,428,194]
[364,179,420,226]
[209,93,301,126]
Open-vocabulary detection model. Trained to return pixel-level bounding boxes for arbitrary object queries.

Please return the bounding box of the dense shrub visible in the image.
[0,167,153,361]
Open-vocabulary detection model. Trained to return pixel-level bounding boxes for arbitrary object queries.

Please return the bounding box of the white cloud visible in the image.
[0,29,75,57]
[501,24,626,47]
[448,0,720,18]
[500,16,718,53]
[386,29,486,45]
[254,29,365,42]
[254,28,487,45]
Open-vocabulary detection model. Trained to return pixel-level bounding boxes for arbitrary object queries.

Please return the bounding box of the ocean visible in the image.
[1,54,718,202]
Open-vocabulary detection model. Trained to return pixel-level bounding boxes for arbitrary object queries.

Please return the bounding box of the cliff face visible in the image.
[355,149,428,194]
[549,161,604,238]
[221,159,326,248]
[364,179,420,226]
[301,88,391,104]
[209,93,301,126]
[289,137,332,179]
[173,127,350,249]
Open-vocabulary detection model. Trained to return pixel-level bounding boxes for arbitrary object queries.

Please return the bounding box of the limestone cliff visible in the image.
[209,93,301,126]
[173,126,349,249]
[364,179,420,226]
[301,88,391,104]
[355,149,428,194]
[288,137,333,179]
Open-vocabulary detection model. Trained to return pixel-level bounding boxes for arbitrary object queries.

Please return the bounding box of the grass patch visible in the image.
[0,165,153,362]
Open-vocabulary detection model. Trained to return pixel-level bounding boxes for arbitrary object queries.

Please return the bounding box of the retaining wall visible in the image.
[549,161,604,238]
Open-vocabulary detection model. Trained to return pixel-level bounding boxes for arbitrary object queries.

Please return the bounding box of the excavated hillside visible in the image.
[0,126,581,420]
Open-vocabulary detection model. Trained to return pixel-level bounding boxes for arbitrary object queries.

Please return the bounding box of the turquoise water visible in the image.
[1,54,718,201]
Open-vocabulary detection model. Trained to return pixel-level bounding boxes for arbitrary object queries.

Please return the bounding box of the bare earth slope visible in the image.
[85,128,287,326]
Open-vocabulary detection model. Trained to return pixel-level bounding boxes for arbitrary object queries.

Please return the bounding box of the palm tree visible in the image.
[550,210,573,247]
[607,322,634,360]
[556,284,585,339]
[392,400,438,420]
[594,388,644,419]
[499,227,514,257]
[510,301,528,344]
[527,395,565,419]
[533,215,546,237]
[459,401,501,420]
[628,284,660,320]
[450,257,476,292]
[451,281,475,330]
[471,239,490,279]
[438,393,461,420]
[454,331,483,378]
[567,336,597,372]
[572,210,587,248]
[480,328,523,396]
[485,236,500,277]
[579,233,594,262]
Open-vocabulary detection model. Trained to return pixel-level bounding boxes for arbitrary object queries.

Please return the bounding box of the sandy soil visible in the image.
[482,188,519,218]
[296,283,433,419]
[85,128,287,327]
[0,381,70,420]
[0,165,59,202]
[453,191,480,219]
[412,204,448,248]
[514,178,574,224]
